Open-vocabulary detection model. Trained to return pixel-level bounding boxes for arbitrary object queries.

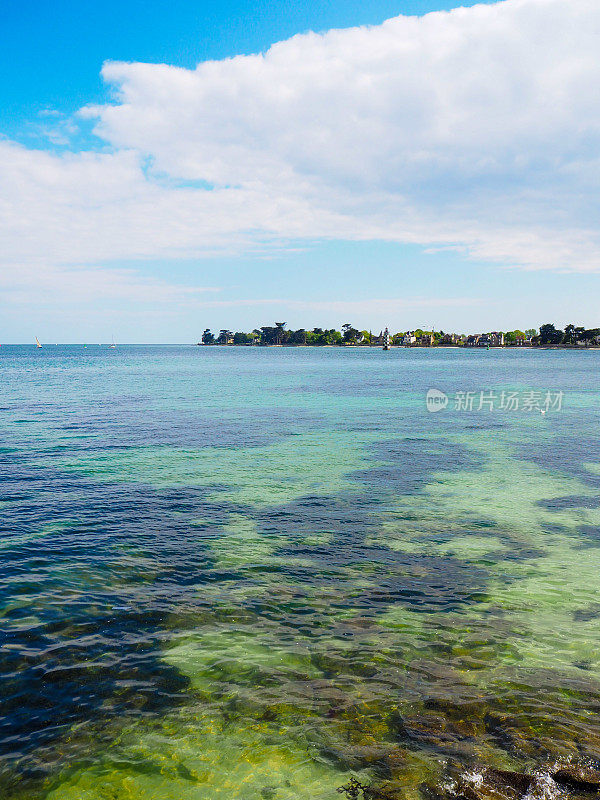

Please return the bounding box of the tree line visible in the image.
[199,322,600,346]
[202,323,356,346]
[537,323,600,345]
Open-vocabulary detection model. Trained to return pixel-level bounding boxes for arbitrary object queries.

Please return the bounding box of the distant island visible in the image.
[197,322,600,347]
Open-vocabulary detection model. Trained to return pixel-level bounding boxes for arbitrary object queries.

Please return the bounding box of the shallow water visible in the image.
[1,345,599,799]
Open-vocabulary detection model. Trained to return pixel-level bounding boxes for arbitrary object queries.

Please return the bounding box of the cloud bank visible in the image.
[2,0,600,308]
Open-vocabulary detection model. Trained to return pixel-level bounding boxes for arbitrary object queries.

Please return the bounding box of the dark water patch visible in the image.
[573,603,600,622]
[573,660,592,671]
[351,438,483,495]
[256,493,490,613]
[55,406,324,452]
[516,435,600,490]
[574,525,600,548]
[464,422,507,429]
[0,463,254,785]
[538,496,600,511]
[0,612,190,787]
[2,403,323,455]
[405,523,547,564]
[499,546,547,561]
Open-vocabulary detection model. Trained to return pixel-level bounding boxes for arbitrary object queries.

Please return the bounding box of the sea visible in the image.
[1,344,599,799]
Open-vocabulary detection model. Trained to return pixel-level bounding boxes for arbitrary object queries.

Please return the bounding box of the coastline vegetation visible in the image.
[198,322,600,347]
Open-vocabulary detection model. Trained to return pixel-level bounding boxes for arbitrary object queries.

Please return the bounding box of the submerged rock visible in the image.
[485,769,534,795]
[340,759,600,800]
[338,777,401,799]
[450,768,534,800]
[551,766,600,792]
[452,762,600,800]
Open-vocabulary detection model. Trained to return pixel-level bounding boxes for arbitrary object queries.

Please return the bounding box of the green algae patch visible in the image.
[434,535,508,561]
[45,706,351,800]
[162,630,323,697]
[194,511,335,573]
[46,431,381,508]
[0,520,80,551]
[380,446,596,551]
[366,430,600,686]
[484,540,600,675]
[197,514,286,570]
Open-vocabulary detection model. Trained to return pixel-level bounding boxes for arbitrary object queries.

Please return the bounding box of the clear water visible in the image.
[1,345,599,799]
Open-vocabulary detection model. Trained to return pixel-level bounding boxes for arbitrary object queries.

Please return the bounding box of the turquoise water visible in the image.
[1,345,599,799]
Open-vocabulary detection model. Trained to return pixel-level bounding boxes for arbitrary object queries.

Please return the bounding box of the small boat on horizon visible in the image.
[35,337,42,348]
[110,336,116,349]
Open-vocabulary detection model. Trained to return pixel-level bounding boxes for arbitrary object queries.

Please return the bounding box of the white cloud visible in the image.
[1,0,600,311]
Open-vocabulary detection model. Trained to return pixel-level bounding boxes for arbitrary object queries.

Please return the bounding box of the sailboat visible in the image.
[109,336,116,349]
[35,337,42,348]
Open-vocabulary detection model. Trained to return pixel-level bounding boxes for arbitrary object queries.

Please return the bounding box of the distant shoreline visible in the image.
[198,323,600,348]
[195,343,600,350]
[3,343,599,349]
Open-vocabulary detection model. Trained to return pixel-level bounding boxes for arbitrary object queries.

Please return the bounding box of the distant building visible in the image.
[439,333,461,345]
[465,332,504,347]
[416,333,434,346]
[403,332,417,345]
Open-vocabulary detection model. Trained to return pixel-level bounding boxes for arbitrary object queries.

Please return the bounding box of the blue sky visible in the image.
[1,0,599,342]
[1,0,495,143]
